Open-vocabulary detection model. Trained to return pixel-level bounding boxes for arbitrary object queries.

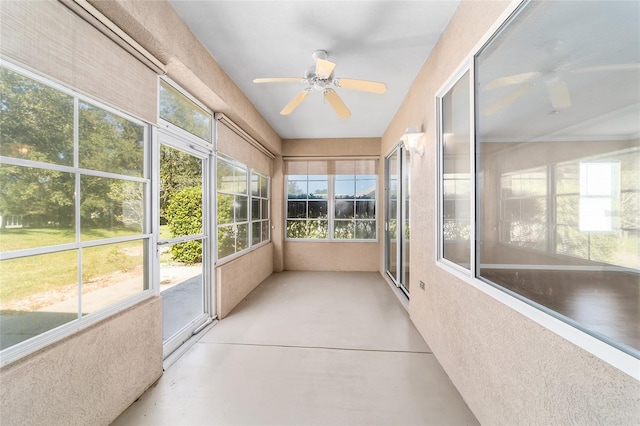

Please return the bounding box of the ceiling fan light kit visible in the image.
[253,50,387,118]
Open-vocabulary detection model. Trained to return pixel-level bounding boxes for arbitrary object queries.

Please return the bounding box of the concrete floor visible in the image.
[112,271,478,426]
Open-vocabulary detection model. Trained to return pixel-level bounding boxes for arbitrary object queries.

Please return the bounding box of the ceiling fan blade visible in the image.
[316,59,336,79]
[253,77,305,84]
[546,78,572,108]
[280,91,309,115]
[484,84,534,116]
[574,63,640,73]
[324,89,351,119]
[334,78,387,94]
[483,71,541,91]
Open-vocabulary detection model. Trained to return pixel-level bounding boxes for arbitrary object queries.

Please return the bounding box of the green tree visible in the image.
[165,186,202,264]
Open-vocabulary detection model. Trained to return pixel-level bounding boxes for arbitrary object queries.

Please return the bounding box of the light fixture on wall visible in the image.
[402,126,424,156]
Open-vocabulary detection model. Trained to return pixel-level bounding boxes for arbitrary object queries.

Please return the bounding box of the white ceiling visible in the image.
[168,0,462,139]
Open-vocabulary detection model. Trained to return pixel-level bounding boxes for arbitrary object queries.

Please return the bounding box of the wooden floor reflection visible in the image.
[481,269,640,352]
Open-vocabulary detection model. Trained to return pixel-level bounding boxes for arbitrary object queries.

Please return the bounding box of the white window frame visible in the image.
[285,171,379,242]
[434,0,640,380]
[250,169,271,247]
[0,59,154,367]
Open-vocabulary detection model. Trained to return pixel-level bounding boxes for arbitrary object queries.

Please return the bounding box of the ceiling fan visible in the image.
[482,39,640,116]
[253,50,387,119]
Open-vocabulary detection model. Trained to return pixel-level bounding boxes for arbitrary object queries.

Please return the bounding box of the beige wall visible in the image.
[383,1,640,424]
[282,137,382,271]
[0,297,163,426]
[216,243,274,318]
[284,241,379,271]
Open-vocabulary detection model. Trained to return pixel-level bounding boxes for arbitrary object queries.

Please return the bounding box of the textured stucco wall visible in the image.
[0,297,163,426]
[284,241,379,272]
[383,0,640,424]
[216,243,274,319]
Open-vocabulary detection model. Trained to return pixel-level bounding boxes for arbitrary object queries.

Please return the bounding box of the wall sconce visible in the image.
[402,126,424,156]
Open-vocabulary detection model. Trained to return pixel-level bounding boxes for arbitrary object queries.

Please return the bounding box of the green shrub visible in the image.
[165,186,202,264]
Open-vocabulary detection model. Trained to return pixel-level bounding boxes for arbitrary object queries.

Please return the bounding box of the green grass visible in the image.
[0,228,144,307]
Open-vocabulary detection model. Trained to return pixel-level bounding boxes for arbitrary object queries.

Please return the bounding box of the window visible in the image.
[438,70,471,269]
[437,0,640,369]
[216,154,270,260]
[499,167,547,251]
[285,159,378,240]
[472,0,639,357]
[216,155,249,259]
[159,79,212,142]
[251,171,270,246]
[0,64,150,355]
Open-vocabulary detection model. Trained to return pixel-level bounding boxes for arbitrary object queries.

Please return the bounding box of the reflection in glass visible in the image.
[308,201,328,218]
[235,196,248,222]
[79,102,144,177]
[334,220,355,239]
[80,176,144,241]
[217,193,234,225]
[475,0,639,353]
[0,67,74,166]
[288,181,307,199]
[252,222,261,245]
[441,70,470,268]
[0,165,75,250]
[82,240,146,315]
[0,251,78,350]
[335,200,354,219]
[159,80,211,142]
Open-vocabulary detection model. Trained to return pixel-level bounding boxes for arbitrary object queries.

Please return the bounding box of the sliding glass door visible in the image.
[385,145,411,296]
[157,129,213,358]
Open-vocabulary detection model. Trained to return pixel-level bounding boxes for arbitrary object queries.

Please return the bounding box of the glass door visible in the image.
[157,130,213,358]
[385,144,411,296]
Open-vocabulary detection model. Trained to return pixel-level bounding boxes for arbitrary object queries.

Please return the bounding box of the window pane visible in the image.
[260,175,268,198]
[261,221,269,242]
[308,180,328,199]
[261,199,269,220]
[217,159,235,192]
[0,165,75,250]
[252,222,261,245]
[161,146,202,234]
[308,201,328,218]
[355,201,375,219]
[217,193,234,225]
[80,176,145,241]
[441,70,470,268]
[286,219,328,239]
[251,174,259,196]
[356,221,377,239]
[159,80,211,142]
[0,251,78,350]
[334,220,355,239]
[251,198,260,221]
[235,196,248,222]
[82,240,146,314]
[79,102,144,177]
[217,224,235,259]
[234,167,247,194]
[476,0,640,353]
[0,67,74,166]
[335,200,354,219]
[335,179,355,199]
[288,180,307,199]
[236,223,248,251]
[356,179,376,199]
[287,201,307,219]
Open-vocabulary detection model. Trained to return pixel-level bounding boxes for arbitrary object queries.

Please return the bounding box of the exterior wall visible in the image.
[383,1,640,424]
[282,137,382,272]
[216,243,274,318]
[0,297,163,426]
